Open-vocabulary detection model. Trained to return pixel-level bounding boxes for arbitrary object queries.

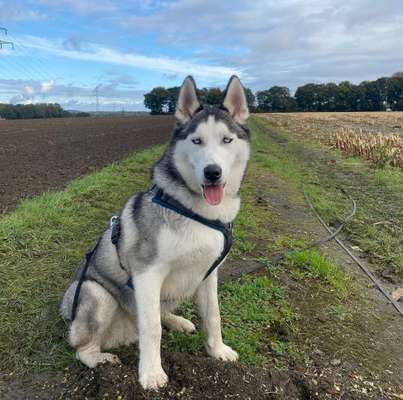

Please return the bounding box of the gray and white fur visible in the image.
[60,75,251,390]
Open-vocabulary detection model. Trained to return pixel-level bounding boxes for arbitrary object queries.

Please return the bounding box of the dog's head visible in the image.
[171,76,251,206]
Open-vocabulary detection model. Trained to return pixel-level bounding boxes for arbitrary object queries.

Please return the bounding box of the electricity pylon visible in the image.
[0,26,14,49]
[94,84,101,114]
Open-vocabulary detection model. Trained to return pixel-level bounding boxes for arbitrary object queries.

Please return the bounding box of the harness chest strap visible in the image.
[70,186,233,320]
[151,186,233,280]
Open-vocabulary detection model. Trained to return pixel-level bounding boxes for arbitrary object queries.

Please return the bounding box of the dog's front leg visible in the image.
[134,269,168,390]
[195,270,239,361]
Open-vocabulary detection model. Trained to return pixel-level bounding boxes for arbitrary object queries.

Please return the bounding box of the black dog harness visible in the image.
[151,186,233,280]
[70,186,233,321]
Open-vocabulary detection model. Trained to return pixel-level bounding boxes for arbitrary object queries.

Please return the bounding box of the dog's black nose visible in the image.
[204,164,222,182]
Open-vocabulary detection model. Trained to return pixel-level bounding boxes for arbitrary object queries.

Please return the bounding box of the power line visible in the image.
[7,33,55,83]
[0,27,58,105]
[1,27,55,84]
[0,28,38,81]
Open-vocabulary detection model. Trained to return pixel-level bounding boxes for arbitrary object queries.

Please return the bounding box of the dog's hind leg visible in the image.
[75,342,121,368]
[162,312,196,333]
[68,281,121,368]
[102,307,138,349]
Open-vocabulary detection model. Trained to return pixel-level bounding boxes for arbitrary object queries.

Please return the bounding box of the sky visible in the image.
[0,0,402,111]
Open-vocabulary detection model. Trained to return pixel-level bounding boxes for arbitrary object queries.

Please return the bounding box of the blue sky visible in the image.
[0,0,402,111]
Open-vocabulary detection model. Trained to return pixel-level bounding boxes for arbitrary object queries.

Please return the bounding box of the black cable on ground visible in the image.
[221,190,403,318]
[220,191,356,281]
[303,191,403,318]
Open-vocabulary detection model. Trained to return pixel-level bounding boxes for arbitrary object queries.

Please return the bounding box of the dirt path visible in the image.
[243,171,403,399]
[0,116,173,213]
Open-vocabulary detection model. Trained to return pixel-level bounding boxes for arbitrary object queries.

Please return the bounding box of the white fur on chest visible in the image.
[157,221,224,301]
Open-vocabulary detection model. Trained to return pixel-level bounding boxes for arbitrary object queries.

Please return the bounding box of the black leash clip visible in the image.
[110,215,121,245]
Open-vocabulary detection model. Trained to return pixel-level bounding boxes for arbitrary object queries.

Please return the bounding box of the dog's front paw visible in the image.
[139,366,168,390]
[206,343,239,362]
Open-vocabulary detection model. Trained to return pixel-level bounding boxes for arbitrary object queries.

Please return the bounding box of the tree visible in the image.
[336,81,359,111]
[386,76,403,110]
[295,84,319,111]
[243,87,256,112]
[166,87,180,113]
[143,74,403,115]
[358,81,383,111]
[0,103,70,119]
[198,88,223,105]
[257,86,295,112]
[144,87,169,114]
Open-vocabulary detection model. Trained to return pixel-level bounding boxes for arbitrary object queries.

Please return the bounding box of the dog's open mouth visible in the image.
[202,184,225,206]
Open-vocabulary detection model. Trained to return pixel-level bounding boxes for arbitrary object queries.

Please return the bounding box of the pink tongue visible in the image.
[203,185,224,205]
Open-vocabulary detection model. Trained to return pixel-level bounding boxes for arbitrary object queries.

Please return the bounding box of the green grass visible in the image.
[287,250,348,298]
[220,276,297,364]
[163,276,296,365]
[325,304,352,321]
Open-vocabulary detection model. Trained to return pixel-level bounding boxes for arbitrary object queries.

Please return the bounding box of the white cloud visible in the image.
[14,34,242,81]
[32,0,117,15]
[41,80,54,93]
[116,0,403,89]
[0,1,47,21]
[24,85,35,95]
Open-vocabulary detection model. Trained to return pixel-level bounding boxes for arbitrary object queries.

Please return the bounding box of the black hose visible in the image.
[303,191,403,317]
[221,190,403,318]
[220,191,356,280]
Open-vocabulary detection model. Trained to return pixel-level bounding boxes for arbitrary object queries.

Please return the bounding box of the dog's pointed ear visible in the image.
[175,76,200,124]
[223,76,249,124]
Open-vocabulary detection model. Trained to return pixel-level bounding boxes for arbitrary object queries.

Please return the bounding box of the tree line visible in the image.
[144,86,256,114]
[144,73,403,113]
[0,103,90,119]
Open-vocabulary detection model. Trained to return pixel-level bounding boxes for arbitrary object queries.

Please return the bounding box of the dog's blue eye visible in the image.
[223,137,233,144]
[192,138,202,145]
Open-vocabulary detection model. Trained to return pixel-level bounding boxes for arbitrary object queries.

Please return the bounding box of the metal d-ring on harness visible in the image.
[69,186,234,321]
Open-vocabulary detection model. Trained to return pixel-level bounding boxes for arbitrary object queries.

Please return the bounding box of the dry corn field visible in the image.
[263,112,403,168]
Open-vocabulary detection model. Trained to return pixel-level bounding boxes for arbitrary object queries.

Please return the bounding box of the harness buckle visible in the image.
[110,215,119,228]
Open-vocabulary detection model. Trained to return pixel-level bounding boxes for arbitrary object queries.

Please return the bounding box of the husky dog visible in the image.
[60,75,251,390]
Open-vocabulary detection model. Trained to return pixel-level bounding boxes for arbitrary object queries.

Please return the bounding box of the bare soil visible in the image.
[0,116,173,213]
[1,352,314,400]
